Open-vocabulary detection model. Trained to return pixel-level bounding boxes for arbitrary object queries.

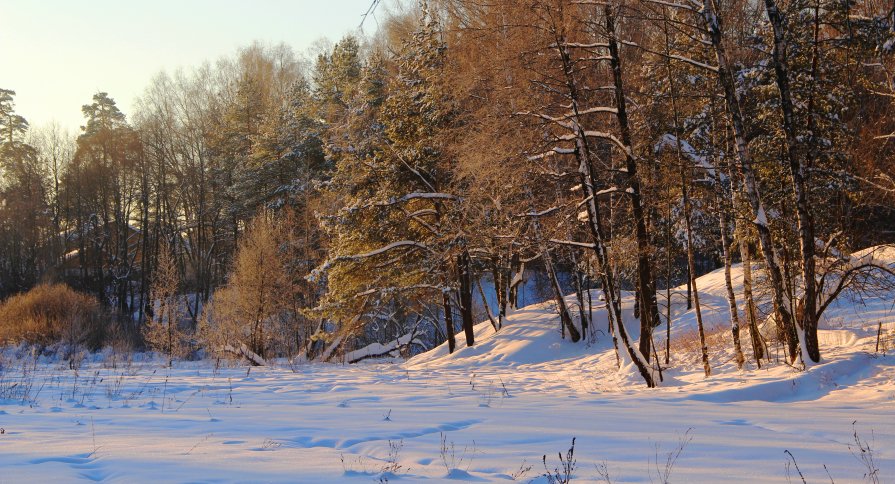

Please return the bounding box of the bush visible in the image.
[0,283,109,350]
[142,240,189,364]
[200,212,305,362]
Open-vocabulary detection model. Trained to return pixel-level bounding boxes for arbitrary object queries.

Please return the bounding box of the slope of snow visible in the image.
[410,245,895,401]
[0,247,893,482]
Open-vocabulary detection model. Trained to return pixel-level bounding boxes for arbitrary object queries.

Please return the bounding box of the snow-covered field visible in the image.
[2,251,894,482]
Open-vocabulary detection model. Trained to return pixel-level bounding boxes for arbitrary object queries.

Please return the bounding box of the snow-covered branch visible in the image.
[354,284,446,298]
[549,239,596,249]
[519,206,562,218]
[528,147,576,161]
[642,0,699,11]
[557,131,630,156]
[345,331,425,363]
[582,131,632,157]
[654,133,717,178]
[221,343,267,366]
[595,186,620,196]
[550,42,610,49]
[669,54,719,72]
[516,107,617,127]
[336,241,433,261]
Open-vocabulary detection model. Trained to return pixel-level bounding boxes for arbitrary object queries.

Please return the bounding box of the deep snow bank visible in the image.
[408,245,895,401]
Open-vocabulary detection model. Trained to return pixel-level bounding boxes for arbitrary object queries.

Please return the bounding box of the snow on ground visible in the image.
[1,248,894,482]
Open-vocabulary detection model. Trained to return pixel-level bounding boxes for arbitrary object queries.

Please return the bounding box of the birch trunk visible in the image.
[701,0,797,362]
[763,0,819,363]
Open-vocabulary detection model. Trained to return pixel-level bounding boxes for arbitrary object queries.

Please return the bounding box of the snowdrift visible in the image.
[1,247,892,482]
[408,245,895,401]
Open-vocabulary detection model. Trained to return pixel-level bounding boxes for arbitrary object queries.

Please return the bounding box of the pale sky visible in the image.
[0,0,385,133]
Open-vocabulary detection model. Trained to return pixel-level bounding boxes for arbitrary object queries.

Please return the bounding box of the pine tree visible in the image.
[0,89,53,297]
[66,92,141,315]
[314,9,466,354]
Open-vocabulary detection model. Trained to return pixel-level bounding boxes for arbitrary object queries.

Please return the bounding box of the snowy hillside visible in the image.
[1,248,893,482]
[410,245,895,399]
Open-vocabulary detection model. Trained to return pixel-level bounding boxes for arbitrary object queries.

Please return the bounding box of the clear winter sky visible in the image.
[0,0,384,134]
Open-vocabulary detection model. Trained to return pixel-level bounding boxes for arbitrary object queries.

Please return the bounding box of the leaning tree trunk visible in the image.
[663,20,712,375]
[574,125,654,385]
[581,183,653,385]
[681,165,711,377]
[764,0,819,363]
[579,165,653,384]
[548,12,654,386]
[707,101,747,369]
[540,240,581,342]
[477,279,499,331]
[719,197,746,369]
[607,8,662,359]
[701,0,798,362]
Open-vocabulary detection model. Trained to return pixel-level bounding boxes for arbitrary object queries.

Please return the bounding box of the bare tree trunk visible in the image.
[740,231,766,363]
[138,151,151,329]
[701,0,797,362]
[721,118,766,365]
[706,100,747,369]
[662,15,710,375]
[509,252,522,310]
[665,198,673,366]
[576,142,654,385]
[685,267,692,309]
[719,201,746,368]
[763,0,818,363]
[682,169,711,376]
[540,242,581,342]
[442,292,456,353]
[457,249,476,347]
[477,278,499,331]
[573,263,590,339]
[606,7,661,359]
[544,7,653,385]
[491,253,507,326]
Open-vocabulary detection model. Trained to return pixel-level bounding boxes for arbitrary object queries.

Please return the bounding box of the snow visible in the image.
[668,54,720,73]
[654,133,718,178]
[336,240,432,261]
[1,249,894,482]
[754,205,769,226]
[345,332,423,363]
